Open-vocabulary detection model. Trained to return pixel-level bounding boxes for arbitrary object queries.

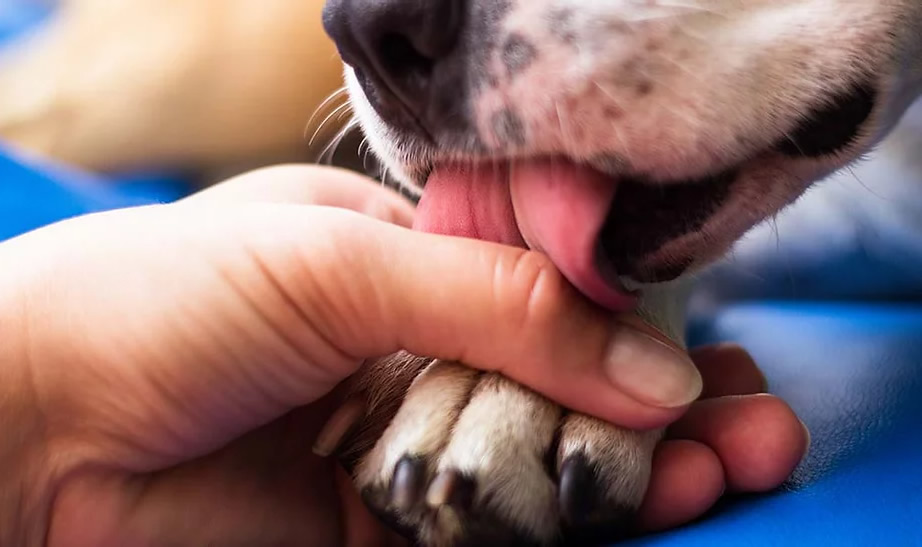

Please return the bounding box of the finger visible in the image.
[187,167,700,425]
[690,343,767,398]
[183,164,416,227]
[668,394,809,492]
[239,206,699,429]
[638,439,725,531]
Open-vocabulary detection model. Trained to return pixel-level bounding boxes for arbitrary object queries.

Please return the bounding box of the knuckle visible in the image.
[496,250,571,332]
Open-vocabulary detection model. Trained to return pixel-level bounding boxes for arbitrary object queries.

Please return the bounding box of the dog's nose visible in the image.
[322,0,464,127]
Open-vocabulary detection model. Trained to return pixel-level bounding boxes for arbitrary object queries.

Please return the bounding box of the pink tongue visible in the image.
[414,159,635,312]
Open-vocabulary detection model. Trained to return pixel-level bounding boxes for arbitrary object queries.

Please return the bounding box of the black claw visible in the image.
[391,456,427,512]
[426,469,476,511]
[364,451,638,547]
[559,453,636,545]
[559,453,598,526]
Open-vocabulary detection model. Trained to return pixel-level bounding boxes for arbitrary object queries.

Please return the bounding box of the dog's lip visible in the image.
[409,131,822,304]
[413,158,637,312]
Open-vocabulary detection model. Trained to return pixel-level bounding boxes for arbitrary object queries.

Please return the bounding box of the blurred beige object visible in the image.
[0,0,350,176]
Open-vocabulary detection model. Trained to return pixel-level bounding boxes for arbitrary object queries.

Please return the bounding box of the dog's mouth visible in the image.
[414,158,688,312]
[410,83,876,312]
[414,159,640,310]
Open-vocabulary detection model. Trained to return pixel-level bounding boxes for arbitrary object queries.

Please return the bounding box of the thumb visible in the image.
[239,206,702,430]
[182,165,701,426]
[182,164,416,228]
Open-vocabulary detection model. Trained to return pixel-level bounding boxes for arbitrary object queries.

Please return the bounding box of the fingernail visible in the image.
[604,325,703,408]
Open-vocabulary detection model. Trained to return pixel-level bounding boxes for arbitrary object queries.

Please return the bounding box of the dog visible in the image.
[313,0,922,546]
[0,0,349,180]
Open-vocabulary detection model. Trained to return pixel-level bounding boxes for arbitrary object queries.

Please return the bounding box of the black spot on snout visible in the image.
[547,8,577,43]
[777,83,876,158]
[491,108,526,146]
[502,33,537,77]
[467,1,513,93]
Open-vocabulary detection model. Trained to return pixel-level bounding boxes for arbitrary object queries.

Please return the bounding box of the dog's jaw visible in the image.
[344,0,922,304]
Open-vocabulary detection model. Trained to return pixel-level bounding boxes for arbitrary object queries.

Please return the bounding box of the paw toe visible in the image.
[425,469,476,512]
[391,456,428,512]
[559,453,599,526]
[559,453,636,544]
[349,363,665,546]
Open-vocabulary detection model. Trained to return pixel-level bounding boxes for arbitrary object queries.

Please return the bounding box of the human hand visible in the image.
[0,166,806,546]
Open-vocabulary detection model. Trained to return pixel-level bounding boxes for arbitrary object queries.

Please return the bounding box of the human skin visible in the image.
[0,165,807,546]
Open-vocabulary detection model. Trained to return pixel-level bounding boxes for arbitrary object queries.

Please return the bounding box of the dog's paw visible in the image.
[334,359,661,547]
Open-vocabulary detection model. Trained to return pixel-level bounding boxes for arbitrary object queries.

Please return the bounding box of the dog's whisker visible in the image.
[768,215,782,252]
[722,248,770,285]
[304,87,349,141]
[845,165,889,201]
[316,116,360,165]
[764,210,801,297]
[623,66,708,132]
[619,1,725,24]
[592,81,638,167]
[334,103,355,122]
[651,52,708,87]
[358,136,376,173]
[663,18,710,44]
[779,129,808,158]
[315,86,349,113]
[553,100,579,161]
[647,0,732,19]
[309,101,354,149]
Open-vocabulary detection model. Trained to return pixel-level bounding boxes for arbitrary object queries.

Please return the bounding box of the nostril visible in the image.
[323,0,466,133]
[323,0,462,86]
[378,33,435,84]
